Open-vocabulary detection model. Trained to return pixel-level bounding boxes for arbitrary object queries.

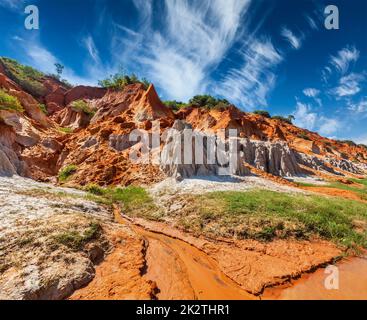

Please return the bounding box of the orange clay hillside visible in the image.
[0,57,366,186]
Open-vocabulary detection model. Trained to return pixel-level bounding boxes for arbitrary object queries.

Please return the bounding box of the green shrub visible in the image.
[70,100,95,116]
[272,115,295,124]
[58,164,77,182]
[0,89,24,112]
[98,69,150,90]
[297,132,311,140]
[163,100,188,111]
[85,184,106,196]
[338,140,357,147]
[188,95,230,109]
[253,110,271,118]
[39,103,47,114]
[58,127,73,134]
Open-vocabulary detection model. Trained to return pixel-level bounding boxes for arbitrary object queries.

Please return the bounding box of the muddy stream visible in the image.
[114,211,367,300]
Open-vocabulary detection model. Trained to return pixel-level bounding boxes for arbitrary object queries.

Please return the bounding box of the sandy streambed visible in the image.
[69,207,367,300]
[138,225,255,300]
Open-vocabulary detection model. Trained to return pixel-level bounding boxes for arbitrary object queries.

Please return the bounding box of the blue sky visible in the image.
[0,0,366,143]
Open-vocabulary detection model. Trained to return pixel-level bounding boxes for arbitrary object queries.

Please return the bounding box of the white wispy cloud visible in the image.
[82,35,100,64]
[318,117,342,136]
[281,27,302,50]
[332,73,365,97]
[0,0,24,9]
[216,38,282,109]
[354,134,367,145]
[306,15,318,30]
[12,35,24,41]
[303,88,322,106]
[293,102,317,130]
[15,35,99,86]
[348,98,367,115]
[293,101,341,136]
[303,88,320,98]
[329,46,360,75]
[122,0,252,101]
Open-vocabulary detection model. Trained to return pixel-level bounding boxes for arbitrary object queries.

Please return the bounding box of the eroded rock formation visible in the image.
[0,59,366,184]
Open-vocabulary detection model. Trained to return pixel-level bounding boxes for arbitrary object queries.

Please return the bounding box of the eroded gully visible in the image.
[114,209,367,300]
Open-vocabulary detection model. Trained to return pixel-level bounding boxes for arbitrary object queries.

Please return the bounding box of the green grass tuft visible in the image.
[54,222,101,250]
[85,185,161,219]
[58,165,77,182]
[39,103,47,114]
[58,127,73,134]
[70,100,95,116]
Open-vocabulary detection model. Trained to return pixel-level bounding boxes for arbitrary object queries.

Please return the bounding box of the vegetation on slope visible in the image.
[253,110,295,124]
[0,57,46,97]
[54,222,101,251]
[189,95,231,109]
[164,95,231,111]
[85,184,160,220]
[70,100,95,116]
[98,70,150,91]
[0,89,24,112]
[174,190,367,249]
[58,165,78,182]
[163,100,188,112]
[299,178,367,202]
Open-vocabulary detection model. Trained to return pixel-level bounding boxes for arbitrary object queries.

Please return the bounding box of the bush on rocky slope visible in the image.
[70,99,95,116]
[0,89,23,112]
[253,110,271,118]
[272,115,295,124]
[163,100,188,111]
[189,95,230,109]
[98,71,150,91]
[58,165,78,182]
[0,57,46,97]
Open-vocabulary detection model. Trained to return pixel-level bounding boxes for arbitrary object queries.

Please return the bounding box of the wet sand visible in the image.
[139,226,256,300]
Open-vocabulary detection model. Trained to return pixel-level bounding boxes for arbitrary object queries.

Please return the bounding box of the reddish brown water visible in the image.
[262,257,367,300]
[139,226,256,300]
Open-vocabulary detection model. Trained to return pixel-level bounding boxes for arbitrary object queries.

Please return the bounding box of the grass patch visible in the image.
[85,184,161,219]
[85,183,106,196]
[0,89,24,112]
[58,165,77,182]
[300,177,367,201]
[169,190,367,248]
[54,222,101,250]
[39,103,47,114]
[70,100,95,116]
[58,127,73,134]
